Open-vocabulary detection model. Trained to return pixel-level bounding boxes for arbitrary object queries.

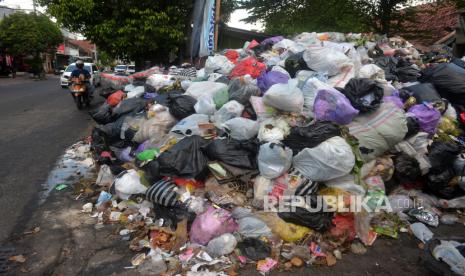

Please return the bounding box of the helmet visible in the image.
[76,60,84,69]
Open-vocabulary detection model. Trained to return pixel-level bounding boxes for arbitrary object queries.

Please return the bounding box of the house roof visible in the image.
[397,3,461,49]
[69,39,95,54]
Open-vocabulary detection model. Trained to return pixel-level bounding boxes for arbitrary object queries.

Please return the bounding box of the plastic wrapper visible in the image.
[313,88,359,125]
[293,136,355,181]
[258,142,293,179]
[408,207,439,227]
[262,79,304,113]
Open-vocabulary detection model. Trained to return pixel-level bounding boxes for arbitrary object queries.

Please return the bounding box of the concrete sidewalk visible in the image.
[0,73,58,87]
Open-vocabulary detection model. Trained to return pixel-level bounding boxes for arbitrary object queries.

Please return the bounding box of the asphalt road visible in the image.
[0,75,96,243]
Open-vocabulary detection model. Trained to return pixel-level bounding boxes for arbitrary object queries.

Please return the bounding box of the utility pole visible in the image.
[214,0,221,51]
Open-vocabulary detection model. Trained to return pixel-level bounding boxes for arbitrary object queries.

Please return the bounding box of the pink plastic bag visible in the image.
[189,206,238,245]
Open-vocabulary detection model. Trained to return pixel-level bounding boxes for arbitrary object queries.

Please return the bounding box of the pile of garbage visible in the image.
[81,32,465,274]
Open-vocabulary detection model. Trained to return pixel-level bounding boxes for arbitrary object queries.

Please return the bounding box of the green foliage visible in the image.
[38,0,192,64]
[240,0,465,35]
[0,12,62,56]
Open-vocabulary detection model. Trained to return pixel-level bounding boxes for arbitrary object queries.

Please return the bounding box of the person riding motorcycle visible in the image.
[70,60,92,95]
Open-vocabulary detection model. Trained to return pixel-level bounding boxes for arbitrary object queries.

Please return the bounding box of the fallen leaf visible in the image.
[9,255,26,263]
[326,252,337,266]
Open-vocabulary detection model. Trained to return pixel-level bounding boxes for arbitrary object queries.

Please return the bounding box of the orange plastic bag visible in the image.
[107,90,125,107]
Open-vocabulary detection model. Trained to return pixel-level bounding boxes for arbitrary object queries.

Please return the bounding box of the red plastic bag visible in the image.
[229,57,266,79]
[107,90,125,107]
[247,39,260,49]
[225,50,239,64]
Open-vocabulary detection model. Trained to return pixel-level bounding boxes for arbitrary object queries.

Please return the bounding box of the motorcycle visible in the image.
[69,74,92,109]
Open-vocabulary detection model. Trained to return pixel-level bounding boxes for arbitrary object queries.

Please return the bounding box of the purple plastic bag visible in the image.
[407,104,441,134]
[257,71,290,93]
[314,88,359,125]
[383,95,403,109]
[134,140,150,155]
[189,206,238,245]
[261,36,284,46]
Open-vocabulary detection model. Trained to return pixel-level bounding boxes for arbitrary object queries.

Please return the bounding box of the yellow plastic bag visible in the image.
[257,212,311,242]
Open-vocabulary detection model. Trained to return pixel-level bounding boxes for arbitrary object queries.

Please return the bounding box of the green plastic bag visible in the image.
[213,88,229,109]
[136,148,160,162]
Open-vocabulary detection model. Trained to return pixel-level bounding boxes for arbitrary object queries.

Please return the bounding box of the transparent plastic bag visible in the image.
[258,142,293,179]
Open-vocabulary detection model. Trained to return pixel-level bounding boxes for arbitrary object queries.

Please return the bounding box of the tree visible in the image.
[38,0,237,69]
[240,0,465,36]
[0,12,62,56]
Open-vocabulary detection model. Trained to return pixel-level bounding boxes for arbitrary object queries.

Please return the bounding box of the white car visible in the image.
[126,65,135,75]
[114,64,127,75]
[60,62,101,88]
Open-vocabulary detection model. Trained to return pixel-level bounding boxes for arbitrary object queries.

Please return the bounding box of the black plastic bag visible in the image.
[279,205,333,232]
[228,77,261,105]
[166,94,197,120]
[402,83,441,103]
[152,203,195,230]
[394,153,421,183]
[112,97,147,119]
[397,65,421,83]
[374,56,398,81]
[419,63,465,105]
[237,238,271,261]
[284,51,309,78]
[427,141,461,170]
[405,116,421,138]
[282,121,341,155]
[202,138,259,170]
[340,78,384,113]
[143,160,162,183]
[89,103,113,124]
[426,168,463,199]
[158,135,210,180]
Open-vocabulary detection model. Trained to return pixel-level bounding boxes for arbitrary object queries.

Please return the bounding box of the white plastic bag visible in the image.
[433,240,465,275]
[271,65,291,78]
[258,142,293,179]
[411,222,433,243]
[205,55,235,75]
[171,114,210,136]
[114,170,147,200]
[126,86,145,98]
[303,46,353,76]
[222,117,259,140]
[194,96,216,115]
[293,136,355,181]
[324,174,365,195]
[146,74,174,90]
[250,96,277,122]
[133,107,177,143]
[185,81,228,100]
[96,164,115,187]
[257,117,290,142]
[301,77,332,116]
[359,64,387,84]
[263,79,304,113]
[212,100,244,128]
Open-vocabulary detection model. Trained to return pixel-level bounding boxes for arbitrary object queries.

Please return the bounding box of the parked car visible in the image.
[126,65,135,75]
[114,64,127,75]
[60,63,101,88]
